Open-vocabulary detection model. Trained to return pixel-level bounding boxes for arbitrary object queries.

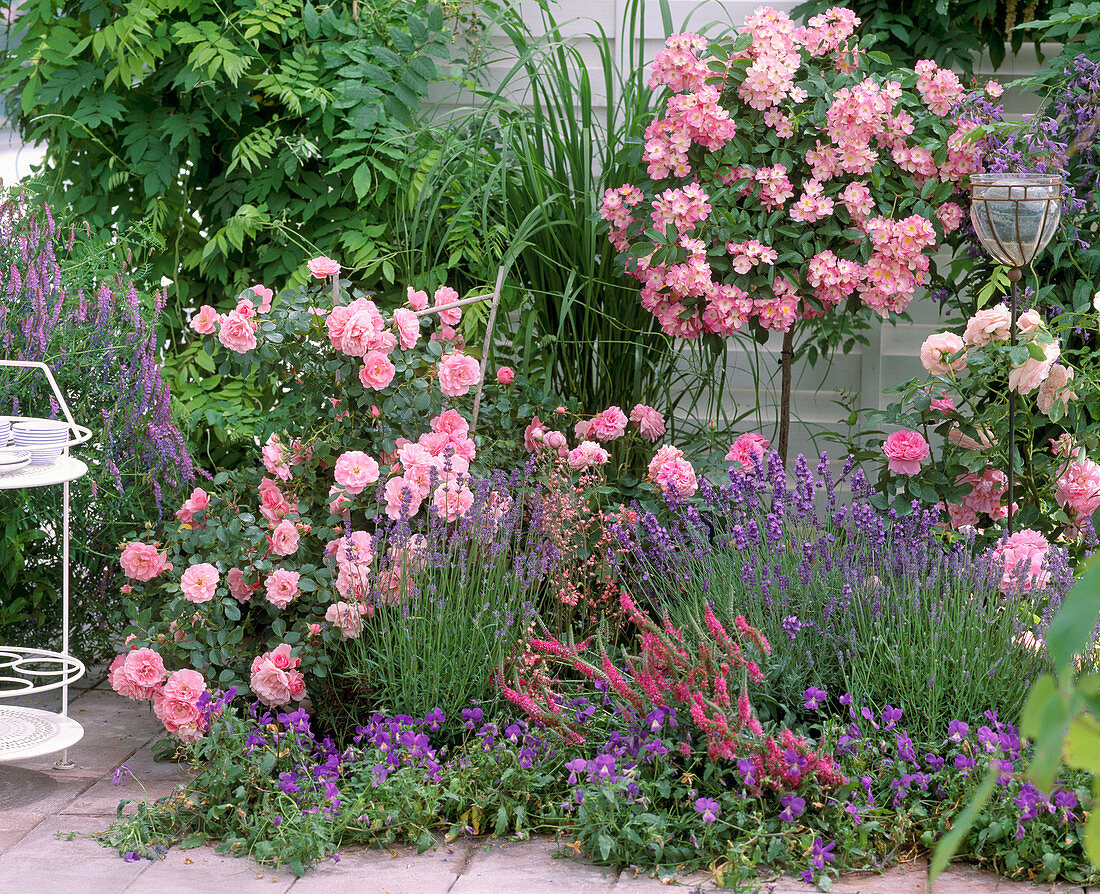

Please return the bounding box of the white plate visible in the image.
[0,453,31,474]
[0,449,30,467]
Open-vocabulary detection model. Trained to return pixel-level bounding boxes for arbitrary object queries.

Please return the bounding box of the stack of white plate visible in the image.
[12,420,70,465]
[0,448,31,474]
[0,419,10,446]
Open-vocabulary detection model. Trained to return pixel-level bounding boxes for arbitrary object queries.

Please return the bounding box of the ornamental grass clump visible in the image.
[614,451,1074,743]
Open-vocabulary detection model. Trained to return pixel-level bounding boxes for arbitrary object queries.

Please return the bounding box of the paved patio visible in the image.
[0,676,1091,893]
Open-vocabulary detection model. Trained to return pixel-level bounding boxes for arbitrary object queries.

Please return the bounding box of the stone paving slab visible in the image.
[0,684,1095,893]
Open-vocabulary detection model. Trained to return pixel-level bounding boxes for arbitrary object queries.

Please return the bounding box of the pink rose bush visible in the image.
[601,7,976,352]
[250,644,306,707]
[882,430,929,476]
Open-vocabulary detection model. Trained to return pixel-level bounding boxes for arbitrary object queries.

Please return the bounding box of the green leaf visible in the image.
[352,162,372,200]
[303,2,320,39]
[1045,557,1100,669]
[930,762,998,882]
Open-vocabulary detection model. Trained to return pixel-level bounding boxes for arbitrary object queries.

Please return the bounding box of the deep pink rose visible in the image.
[589,406,628,441]
[655,457,698,497]
[629,404,665,441]
[496,366,515,385]
[725,432,770,469]
[882,430,929,476]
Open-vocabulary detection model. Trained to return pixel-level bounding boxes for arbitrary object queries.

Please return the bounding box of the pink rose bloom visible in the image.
[325,601,364,639]
[334,451,380,495]
[574,419,593,441]
[1009,341,1059,394]
[259,478,293,523]
[524,416,545,453]
[250,661,292,707]
[434,285,462,325]
[496,366,515,385]
[725,432,771,469]
[882,430,929,476]
[430,409,470,439]
[307,256,340,278]
[432,482,474,521]
[326,530,374,564]
[162,668,206,704]
[1017,309,1043,335]
[407,286,429,311]
[174,487,210,524]
[269,642,298,670]
[265,568,301,609]
[946,501,979,529]
[919,332,966,375]
[270,519,300,557]
[1037,363,1075,415]
[228,567,258,602]
[250,285,274,313]
[393,307,420,350]
[647,445,684,481]
[1055,458,1100,518]
[655,457,698,497]
[235,298,256,319]
[567,440,610,470]
[962,304,1011,347]
[339,299,386,357]
[590,406,629,441]
[121,648,166,691]
[218,310,257,354]
[261,434,291,481]
[629,404,666,441]
[438,352,481,397]
[544,430,568,455]
[1050,433,1077,458]
[155,694,203,737]
[929,396,955,414]
[120,542,170,581]
[384,475,425,519]
[948,424,995,452]
[190,305,219,335]
[992,529,1050,594]
[109,655,150,701]
[360,351,396,390]
[955,468,1008,516]
[180,563,220,603]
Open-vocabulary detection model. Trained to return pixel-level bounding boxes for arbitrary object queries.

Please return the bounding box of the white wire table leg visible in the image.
[54,478,74,771]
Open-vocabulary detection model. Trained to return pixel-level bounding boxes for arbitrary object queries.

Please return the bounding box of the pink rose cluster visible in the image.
[726,432,771,470]
[174,487,210,525]
[249,643,306,707]
[647,444,698,498]
[1054,458,1100,532]
[109,649,211,743]
[262,432,311,481]
[944,468,1011,529]
[188,284,275,354]
[523,404,667,472]
[990,528,1050,595]
[325,529,374,600]
[601,8,980,342]
[383,409,477,520]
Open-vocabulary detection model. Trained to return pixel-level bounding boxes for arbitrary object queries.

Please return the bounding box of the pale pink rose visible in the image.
[725,432,771,469]
[265,568,301,609]
[335,562,371,600]
[359,351,396,390]
[174,487,210,524]
[162,668,206,704]
[155,694,203,736]
[1055,459,1100,517]
[919,332,966,375]
[1050,433,1077,458]
[430,409,470,438]
[262,434,291,481]
[438,352,481,397]
[955,468,1008,516]
[325,304,353,348]
[929,396,955,414]
[307,256,340,278]
[544,431,567,454]
[393,307,420,350]
[326,530,374,565]
[647,445,685,481]
[1037,363,1076,415]
[250,661,292,707]
[992,529,1050,594]
[434,285,462,325]
[948,424,995,452]
[407,286,429,311]
[121,648,166,691]
[962,304,1011,347]
[325,601,364,639]
[590,406,628,441]
[250,285,274,313]
[258,478,293,523]
[574,419,593,441]
[218,310,257,353]
[1009,341,1060,394]
[340,300,386,357]
[432,483,474,521]
[1016,309,1043,335]
[496,366,515,385]
[334,451,380,495]
[655,457,698,497]
[235,298,256,319]
[328,486,352,515]
[190,305,219,335]
[629,405,666,441]
[270,520,300,557]
[524,416,545,453]
[120,542,170,581]
[945,501,979,528]
[882,430,929,476]
[180,563,219,603]
[109,654,143,700]
[567,440,610,470]
[384,475,425,519]
[228,568,258,602]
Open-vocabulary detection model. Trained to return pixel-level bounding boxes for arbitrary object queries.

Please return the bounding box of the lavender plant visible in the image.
[0,193,193,659]
[614,452,1072,742]
[333,467,550,724]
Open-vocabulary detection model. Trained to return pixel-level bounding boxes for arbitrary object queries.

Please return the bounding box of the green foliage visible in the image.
[0,0,483,342]
[791,0,1049,72]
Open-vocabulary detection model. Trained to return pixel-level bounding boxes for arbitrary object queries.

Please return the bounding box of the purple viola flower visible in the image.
[779,794,805,822]
[803,686,827,711]
[694,797,720,823]
[881,705,903,730]
[112,764,132,786]
[976,725,999,753]
[737,758,756,787]
[947,719,969,743]
[423,707,446,731]
[590,754,616,781]
[461,707,483,730]
[278,772,299,794]
[565,757,588,786]
[122,852,142,863]
[810,838,836,869]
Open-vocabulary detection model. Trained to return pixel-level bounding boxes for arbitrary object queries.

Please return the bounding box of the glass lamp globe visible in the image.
[969,173,1062,268]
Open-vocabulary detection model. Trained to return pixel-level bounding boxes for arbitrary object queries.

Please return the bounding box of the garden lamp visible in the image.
[968,173,1062,533]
